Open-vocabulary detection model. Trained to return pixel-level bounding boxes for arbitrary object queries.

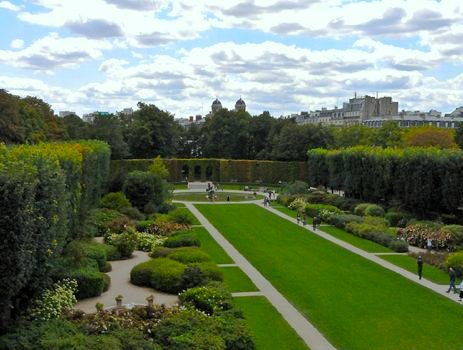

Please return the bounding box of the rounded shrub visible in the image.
[327,214,363,229]
[119,206,144,220]
[364,204,385,217]
[103,244,121,261]
[86,208,127,236]
[180,265,207,289]
[385,211,414,227]
[149,258,186,294]
[100,192,131,211]
[150,246,173,258]
[169,209,194,225]
[446,252,463,275]
[163,234,200,248]
[69,267,107,299]
[388,240,409,253]
[179,284,233,315]
[168,247,211,264]
[189,262,223,282]
[106,231,137,258]
[354,203,370,216]
[136,220,155,232]
[131,260,154,286]
[442,225,463,247]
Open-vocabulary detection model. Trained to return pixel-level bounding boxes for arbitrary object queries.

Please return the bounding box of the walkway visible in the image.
[75,249,178,313]
[262,204,461,304]
[186,203,335,350]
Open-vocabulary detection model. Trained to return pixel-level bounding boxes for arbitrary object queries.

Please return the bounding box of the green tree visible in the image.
[333,125,375,148]
[89,115,129,159]
[62,114,88,140]
[455,123,463,149]
[149,156,169,179]
[374,121,404,147]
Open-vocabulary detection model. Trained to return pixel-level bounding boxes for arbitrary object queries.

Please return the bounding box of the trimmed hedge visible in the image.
[308,147,463,215]
[163,234,200,248]
[109,158,308,189]
[167,247,211,264]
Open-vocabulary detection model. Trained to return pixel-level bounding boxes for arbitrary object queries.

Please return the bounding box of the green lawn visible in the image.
[221,267,259,293]
[270,203,313,223]
[322,226,392,253]
[173,183,188,190]
[173,192,264,202]
[234,297,308,350]
[380,254,458,285]
[175,206,201,225]
[189,227,234,264]
[197,204,463,350]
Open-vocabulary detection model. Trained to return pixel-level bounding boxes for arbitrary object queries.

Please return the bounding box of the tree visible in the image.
[333,125,375,148]
[62,114,88,140]
[374,121,404,148]
[403,126,457,149]
[149,156,169,179]
[0,89,24,143]
[455,123,463,149]
[89,115,129,159]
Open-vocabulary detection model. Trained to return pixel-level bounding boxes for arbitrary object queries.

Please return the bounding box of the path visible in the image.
[186,203,335,350]
[75,249,178,313]
[262,203,461,304]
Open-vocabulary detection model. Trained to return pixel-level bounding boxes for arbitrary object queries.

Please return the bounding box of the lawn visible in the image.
[270,203,313,223]
[176,206,201,225]
[322,226,392,253]
[173,183,188,190]
[221,267,259,293]
[189,227,234,264]
[197,204,463,350]
[173,192,264,202]
[379,254,458,285]
[234,297,308,350]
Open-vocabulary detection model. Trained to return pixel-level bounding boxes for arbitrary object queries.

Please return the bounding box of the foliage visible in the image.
[288,197,307,212]
[346,216,389,237]
[169,209,194,225]
[446,252,463,275]
[363,204,385,217]
[107,216,135,234]
[397,224,451,250]
[86,208,127,236]
[146,221,190,236]
[179,284,233,315]
[167,247,211,264]
[403,126,457,149]
[327,214,363,229]
[385,211,414,227]
[188,263,223,283]
[105,230,137,258]
[100,192,131,211]
[163,234,200,248]
[29,279,77,321]
[149,155,169,179]
[119,206,144,220]
[304,203,342,220]
[132,258,185,294]
[307,147,463,215]
[123,170,167,212]
[66,240,111,271]
[441,225,463,248]
[282,181,309,195]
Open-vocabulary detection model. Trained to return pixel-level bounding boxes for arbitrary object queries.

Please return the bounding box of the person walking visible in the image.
[426,238,433,251]
[459,280,463,302]
[312,216,317,230]
[446,267,457,293]
[417,256,423,280]
[296,214,300,225]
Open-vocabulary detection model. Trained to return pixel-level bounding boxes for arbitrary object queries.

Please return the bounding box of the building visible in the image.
[118,108,133,116]
[82,111,110,123]
[211,99,222,114]
[362,115,463,128]
[235,98,246,112]
[177,115,206,128]
[58,111,75,117]
[447,107,463,118]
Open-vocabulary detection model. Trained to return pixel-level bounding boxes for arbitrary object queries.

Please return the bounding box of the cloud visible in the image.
[105,0,160,10]
[65,19,123,39]
[0,1,19,11]
[11,39,25,49]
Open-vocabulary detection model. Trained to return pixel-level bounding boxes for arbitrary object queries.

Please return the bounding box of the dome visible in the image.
[211,98,222,113]
[235,98,246,111]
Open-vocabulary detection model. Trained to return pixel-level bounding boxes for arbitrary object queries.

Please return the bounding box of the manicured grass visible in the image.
[380,254,459,285]
[176,206,201,225]
[197,204,463,350]
[322,226,392,253]
[234,297,308,350]
[270,203,313,223]
[173,183,188,189]
[173,192,264,202]
[190,227,234,264]
[221,267,258,293]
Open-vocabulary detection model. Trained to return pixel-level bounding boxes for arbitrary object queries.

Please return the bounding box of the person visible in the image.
[316,216,321,230]
[226,195,230,202]
[426,238,433,251]
[447,267,457,293]
[312,216,317,230]
[296,213,300,225]
[302,214,307,227]
[417,256,423,280]
[459,280,463,302]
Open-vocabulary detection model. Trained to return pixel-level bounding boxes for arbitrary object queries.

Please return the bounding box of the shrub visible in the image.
[282,181,308,195]
[108,216,135,234]
[168,247,211,264]
[188,263,223,282]
[106,230,137,258]
[354,203,370,216]
[69,267,108,299]
[327,214,363,229]
[179,284,233,315]
[441,225,463,248]
[102,274,111,292]
[149,259,186,294]
[169,209,194,225]
[346,216,389,238]
[409,251,448,270]
[407,219,442,230]
[123,171,167,212]
[397,224,450,249]
[135,232,166,252]
[67,240,108,272]
[150,247,174,258]
[147,222,190,236]
[86,208,127,236]
[276,194,295,207]
[364,204,385,217]
[288,198,307,212]
[446,252,463,275]
[29,279,77,321]
[119,206,144,220]
[102,244,121,261]
[180,266,207,289]
[100,192,131,211]
[136,220,155,232]
[331,196,360,211]
[385,211,414,227]
[388,240,409,253]
[130,260,156,286]
[304,204,341,219]
[164,234,200,248]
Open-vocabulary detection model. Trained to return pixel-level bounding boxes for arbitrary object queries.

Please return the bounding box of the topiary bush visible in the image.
[150,247,174,258]
[130,260,155,286]
[388,240,409,253]
[354,203,370,216]
[327,214,363,229]
[188,263,223,282]
[66,240,109,272]
[346,216,389,237]
[179,284,233,315]
[149,258,186,294]
[100,192,131,211]
[167,247,211,264]
[364,204,385,217]
[102,244,121,261]
[69,267,108,300]
[163,234,200,248]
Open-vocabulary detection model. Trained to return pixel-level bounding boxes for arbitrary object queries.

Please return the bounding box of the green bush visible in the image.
[150,247,174,258]
[385,211,414,227]
[282,181,308,195]
[86,208,127,236]
[446,252,463,275]
[149,258,186,294]
[169,209,194,225]
[69,267,108,300]
[327,214,363,229]
[164,234,200,248]
[130,260,155,286]
[136,220,155,232]
[189,263,223,282]
[354,203,370,216]
[168,247,211,264]
[106,231,137,258]
[364,204,385,217]
[102,244,121,261]
[180,266,207,289]
[331,196,360,211]
[100,192,131,211]
[123,171,167,212]
[120,206,144,220]
[346,216,389,237]
[304,204,341,218]
[108,216,135,234]
[67,240,108,272]
[442,225,463,247]
[179,284,233,315]
[388,240,409,253]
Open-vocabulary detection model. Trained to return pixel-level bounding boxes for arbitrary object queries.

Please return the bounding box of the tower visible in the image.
[235,98,246,112]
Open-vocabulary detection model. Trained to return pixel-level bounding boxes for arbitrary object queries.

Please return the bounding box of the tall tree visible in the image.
[90,115,129,159]
[403,126,457,149]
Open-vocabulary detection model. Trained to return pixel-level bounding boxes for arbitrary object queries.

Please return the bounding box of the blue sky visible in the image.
[1,0,463,117]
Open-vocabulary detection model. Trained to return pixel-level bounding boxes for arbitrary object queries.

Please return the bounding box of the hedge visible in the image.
[0,141,110,329]
[109,158,308,189]
[308,147,463,215]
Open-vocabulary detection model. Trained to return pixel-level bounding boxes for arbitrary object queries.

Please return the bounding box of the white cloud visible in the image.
[0,1,20,11]
[10,39,25,49]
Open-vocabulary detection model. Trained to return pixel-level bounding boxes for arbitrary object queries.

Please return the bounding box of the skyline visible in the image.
[1,0,463,117]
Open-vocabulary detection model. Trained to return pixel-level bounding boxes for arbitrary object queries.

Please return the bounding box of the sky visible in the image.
[1,0,463,118]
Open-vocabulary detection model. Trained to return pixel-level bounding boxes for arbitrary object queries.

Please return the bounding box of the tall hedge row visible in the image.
[307,147,463,215]
[0,141,110,328]
[109,158,308,189]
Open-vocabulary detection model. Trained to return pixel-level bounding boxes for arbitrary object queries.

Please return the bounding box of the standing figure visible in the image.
[446,267,457,293]
[426,238,433,251]
[417,256,423,280]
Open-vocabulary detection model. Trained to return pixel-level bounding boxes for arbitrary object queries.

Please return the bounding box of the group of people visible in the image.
[263,197,271,207]
[417,257,463,301]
